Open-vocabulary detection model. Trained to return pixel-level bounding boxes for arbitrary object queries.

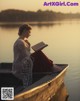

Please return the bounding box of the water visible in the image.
[0,20,80,101]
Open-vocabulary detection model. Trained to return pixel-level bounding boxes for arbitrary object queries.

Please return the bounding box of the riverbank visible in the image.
[0,9,80,22]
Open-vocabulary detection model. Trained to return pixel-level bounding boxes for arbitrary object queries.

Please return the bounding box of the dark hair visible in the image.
[18,24,32,36]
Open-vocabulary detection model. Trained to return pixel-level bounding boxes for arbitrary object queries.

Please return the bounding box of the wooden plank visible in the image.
[50,83,69,101]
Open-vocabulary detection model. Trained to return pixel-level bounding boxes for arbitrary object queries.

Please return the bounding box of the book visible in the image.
[32,42,48,51]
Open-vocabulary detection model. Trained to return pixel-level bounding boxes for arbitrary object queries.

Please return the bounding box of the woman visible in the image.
[12,24,33,88]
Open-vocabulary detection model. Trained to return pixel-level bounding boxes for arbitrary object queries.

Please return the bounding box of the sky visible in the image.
[0,0,80,13]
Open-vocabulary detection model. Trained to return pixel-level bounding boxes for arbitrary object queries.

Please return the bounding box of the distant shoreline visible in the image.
[0,9,80,22]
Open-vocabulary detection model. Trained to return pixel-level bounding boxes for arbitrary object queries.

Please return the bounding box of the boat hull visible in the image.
[13,64,68,101]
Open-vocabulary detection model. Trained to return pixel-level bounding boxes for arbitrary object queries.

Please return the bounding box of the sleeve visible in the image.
[17,40,30,58]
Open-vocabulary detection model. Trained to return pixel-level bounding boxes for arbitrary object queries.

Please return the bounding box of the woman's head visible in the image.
[18,24,32,38]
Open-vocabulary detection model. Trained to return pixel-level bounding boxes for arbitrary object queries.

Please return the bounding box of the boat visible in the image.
[0,42,69,101]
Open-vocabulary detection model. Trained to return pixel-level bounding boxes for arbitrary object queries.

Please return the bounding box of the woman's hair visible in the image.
[18,24,32,36]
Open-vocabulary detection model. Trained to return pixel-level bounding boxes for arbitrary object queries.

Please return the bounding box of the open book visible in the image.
[32,42,48,51]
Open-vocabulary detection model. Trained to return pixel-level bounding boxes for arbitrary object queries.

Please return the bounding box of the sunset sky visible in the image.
[0,0,80,13]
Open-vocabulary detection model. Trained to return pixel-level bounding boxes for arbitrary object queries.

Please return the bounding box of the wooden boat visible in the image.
[0,42,69,101]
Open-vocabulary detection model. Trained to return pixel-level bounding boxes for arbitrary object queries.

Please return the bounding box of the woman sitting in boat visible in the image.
[12,24,33,88]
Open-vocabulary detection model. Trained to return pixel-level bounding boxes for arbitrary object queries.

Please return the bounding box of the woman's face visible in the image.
[24,30,31,38]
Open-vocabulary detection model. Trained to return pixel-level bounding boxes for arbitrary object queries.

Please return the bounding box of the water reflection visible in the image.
[0,22,62,29]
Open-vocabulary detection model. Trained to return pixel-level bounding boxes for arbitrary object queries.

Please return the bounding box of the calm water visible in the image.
[0,20,80,101]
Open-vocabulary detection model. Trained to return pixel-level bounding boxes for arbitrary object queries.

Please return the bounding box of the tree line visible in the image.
[0,9,80,22]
